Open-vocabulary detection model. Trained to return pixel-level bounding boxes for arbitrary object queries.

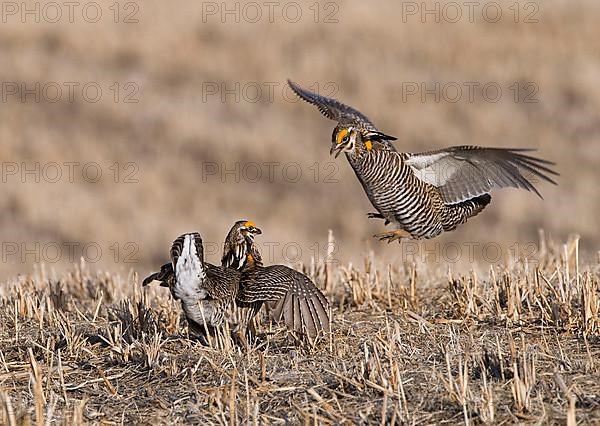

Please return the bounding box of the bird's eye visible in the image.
[342,135,349,143]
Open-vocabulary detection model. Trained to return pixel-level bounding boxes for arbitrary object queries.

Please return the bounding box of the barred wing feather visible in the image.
[237,265,330,338]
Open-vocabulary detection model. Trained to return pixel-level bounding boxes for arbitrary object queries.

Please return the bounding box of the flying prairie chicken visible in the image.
[222,220,330,340]
[288,80,558,243]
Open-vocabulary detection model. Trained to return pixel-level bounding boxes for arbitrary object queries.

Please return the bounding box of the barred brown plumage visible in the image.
[143,224,331,345]
[288,80,558,242]
[222,220,331,339]
[143,232,243,344]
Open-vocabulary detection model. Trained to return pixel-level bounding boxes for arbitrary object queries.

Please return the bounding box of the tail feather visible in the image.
[466,193,492,218]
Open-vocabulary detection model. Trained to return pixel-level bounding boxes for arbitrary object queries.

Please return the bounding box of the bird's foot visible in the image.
[232,329,250,350]
[373,229,412,244]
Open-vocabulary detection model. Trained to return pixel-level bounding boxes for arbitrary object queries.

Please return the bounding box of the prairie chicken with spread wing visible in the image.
[222,220,331,340]
[288,80,558,242]
[142,232,245,344]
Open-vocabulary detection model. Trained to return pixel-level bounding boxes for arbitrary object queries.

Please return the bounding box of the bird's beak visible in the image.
[330,143,344,158]
[253,227,262,235]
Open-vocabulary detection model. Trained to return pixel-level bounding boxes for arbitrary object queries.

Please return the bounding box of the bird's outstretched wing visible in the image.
[288,79,396,141]
[237,265,330,338]
[405,146,558,204]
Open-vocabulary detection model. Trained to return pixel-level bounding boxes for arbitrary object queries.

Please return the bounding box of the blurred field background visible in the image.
[1,0,599,279]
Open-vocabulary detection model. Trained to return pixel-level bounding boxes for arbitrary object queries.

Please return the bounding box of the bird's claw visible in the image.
[373,229,411,244]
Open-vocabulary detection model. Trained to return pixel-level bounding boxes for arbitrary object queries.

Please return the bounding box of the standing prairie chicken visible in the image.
[288,80,558,242]
[222,220,331,340]
[143,232,246,344]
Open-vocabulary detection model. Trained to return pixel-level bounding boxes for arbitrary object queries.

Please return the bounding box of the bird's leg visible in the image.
[246,319,257,346]
[232,329,249,350]
[194,333,211,347]
[188,324,211,346]
[187,319,217,346]
[373,229,412,244]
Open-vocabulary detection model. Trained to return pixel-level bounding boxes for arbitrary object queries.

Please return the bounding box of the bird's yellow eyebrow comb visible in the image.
[336,128,349,144]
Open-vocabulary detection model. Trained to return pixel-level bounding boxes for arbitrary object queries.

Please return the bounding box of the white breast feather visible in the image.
[173,234,207,301]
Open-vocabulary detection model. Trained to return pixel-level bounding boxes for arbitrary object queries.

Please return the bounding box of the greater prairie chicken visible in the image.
[222,220,331,340]
[288,80,558,242]
[143,232,246,344]
[222,220,263,270]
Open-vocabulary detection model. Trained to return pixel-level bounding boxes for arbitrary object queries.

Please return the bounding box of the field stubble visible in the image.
[0,233,599,424]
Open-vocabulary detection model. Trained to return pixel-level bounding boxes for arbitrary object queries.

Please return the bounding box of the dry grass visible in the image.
[1,234,599,424]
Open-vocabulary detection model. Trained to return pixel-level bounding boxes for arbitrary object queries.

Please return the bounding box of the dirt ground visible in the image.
[1,235,599,424]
